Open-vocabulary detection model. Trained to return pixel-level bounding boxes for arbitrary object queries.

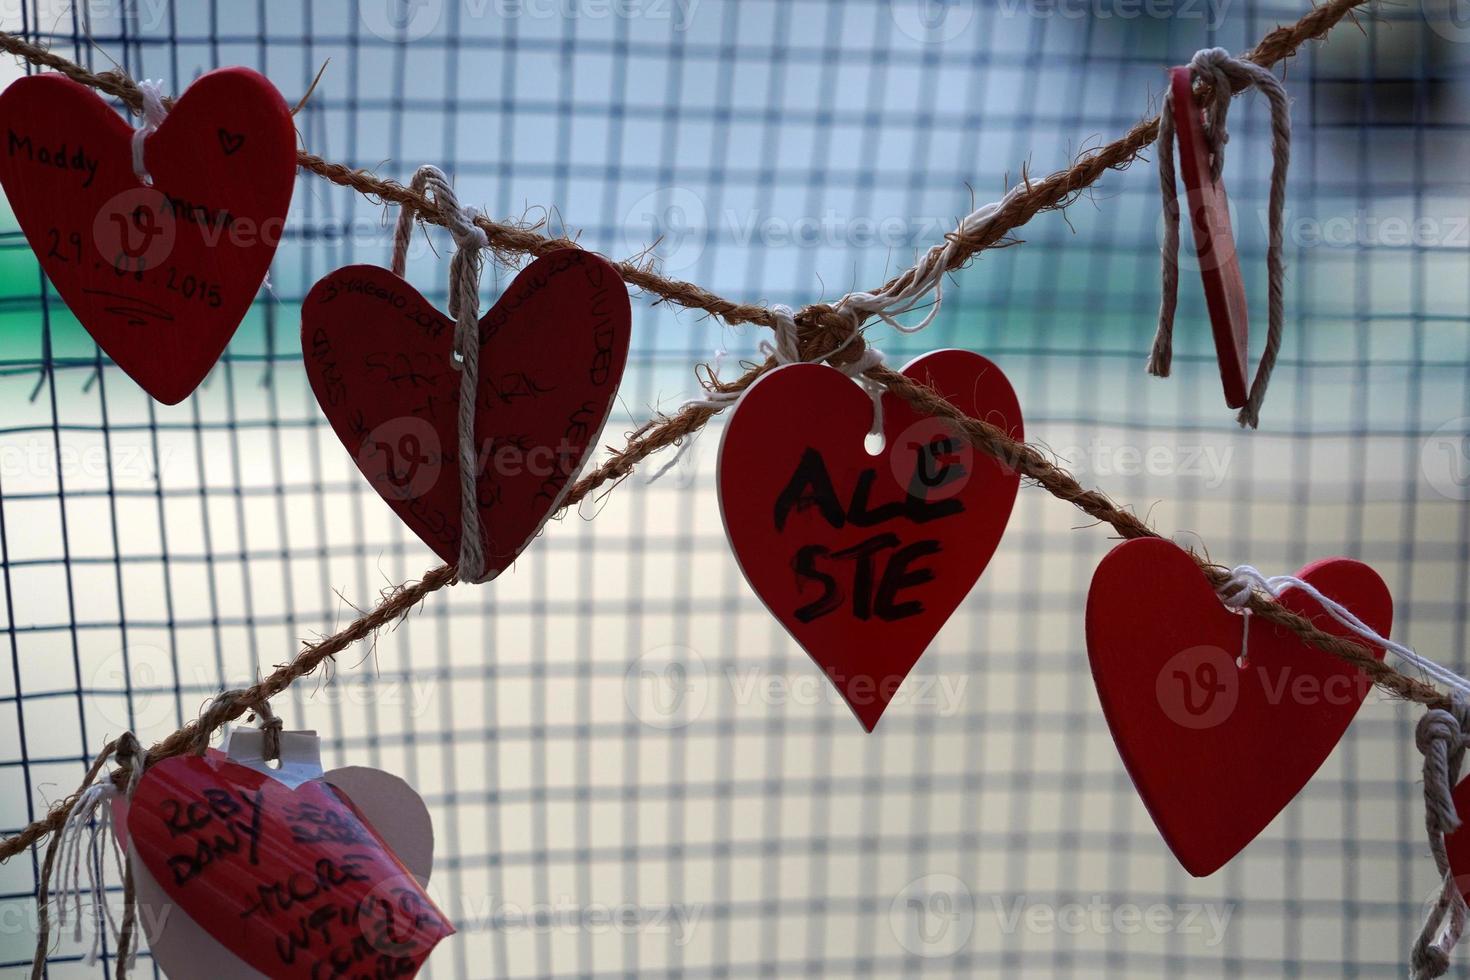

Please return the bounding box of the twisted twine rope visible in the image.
[1413,699,1470,978]
[0,1,1407,877]
[1152,46,1292,429]
[391,164,493,583]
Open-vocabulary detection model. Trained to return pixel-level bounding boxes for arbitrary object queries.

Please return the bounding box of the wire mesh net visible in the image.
[0,0,1466,976]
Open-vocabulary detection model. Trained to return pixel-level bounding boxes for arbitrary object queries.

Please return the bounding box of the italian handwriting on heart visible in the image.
[302,249,631,577]
[718,349,1022,732]
[125,753,453,980]
[0,68,296,404]
[1170,65,1251,409]
[1086,537,1390,877]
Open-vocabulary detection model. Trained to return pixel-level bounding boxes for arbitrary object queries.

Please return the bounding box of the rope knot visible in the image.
[793,304,865,367]
[1151,46,1292,428]
[1217,565,1264,610]
[1418,707,1467,764]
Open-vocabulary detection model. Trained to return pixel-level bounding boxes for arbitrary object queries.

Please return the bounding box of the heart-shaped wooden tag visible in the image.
[0,68,296,404]
[718,349,1022,732]
[1443,779,1470,902]
[1086,537,1390,876]
[123,752,453,979]
[302,249,631,577]
[1169,65,1250,409]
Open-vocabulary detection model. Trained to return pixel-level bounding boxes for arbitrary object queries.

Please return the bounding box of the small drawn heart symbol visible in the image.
[217,127,246,155]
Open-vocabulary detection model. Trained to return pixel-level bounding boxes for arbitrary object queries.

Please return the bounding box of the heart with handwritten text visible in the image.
[302,249,631,578]
[718,349,1023,732]
[0,68,296,404]
[1086,537,1390,876]
[124,753,453,980]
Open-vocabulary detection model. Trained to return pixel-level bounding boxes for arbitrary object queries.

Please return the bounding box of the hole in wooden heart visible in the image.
[864,429,885,456]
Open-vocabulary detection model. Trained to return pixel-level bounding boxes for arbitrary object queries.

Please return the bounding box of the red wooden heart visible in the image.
[302,249,631,577]
[126,753,453,979]
[1444,779,1470,901]
[0,68,296,404]
[1086,537,1390,876]
[1170,65,1250,409]
[718,349,1022,732]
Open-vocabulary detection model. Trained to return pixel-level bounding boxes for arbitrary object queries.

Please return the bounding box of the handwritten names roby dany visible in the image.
[124,753,453,979]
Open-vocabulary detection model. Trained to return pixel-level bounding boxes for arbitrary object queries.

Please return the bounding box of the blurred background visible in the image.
[1,0,1468,976]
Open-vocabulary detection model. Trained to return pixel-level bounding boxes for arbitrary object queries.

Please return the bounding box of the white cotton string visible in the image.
[1413,697,1470,978]
[52,782,120,956]
[1151,47,1292,429]
[1217,565,1470,697]
[391,165,491,583]
[833,182,1030,334]
[681,304,889,436]
[130,80,168,184]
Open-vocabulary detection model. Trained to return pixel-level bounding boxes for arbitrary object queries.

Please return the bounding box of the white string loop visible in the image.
[1217,564,1470,697]
[130,80,168,184]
